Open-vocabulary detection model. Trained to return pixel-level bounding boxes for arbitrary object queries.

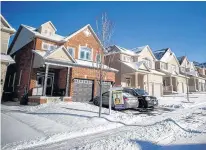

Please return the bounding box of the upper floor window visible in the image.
[161,62,168,70]
[42,42,57,51]
[122,55,132,62]
[67,47,75,57]
[143,59,152,69]
[171,65,176,72]
[96,54,101,63]
[79,46,92,61]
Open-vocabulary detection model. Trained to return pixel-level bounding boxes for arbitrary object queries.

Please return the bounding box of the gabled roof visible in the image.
[132,45,157,60]
[153,48,169,60]
[177,56,188,65]
[0,14,16,34]
[22,24,65,42]
[194,61,206,68]
[132,45,148,54]
[33,45,76,63]
[40,21,57,31]
[63,24,104,50]
[114,45,136,56]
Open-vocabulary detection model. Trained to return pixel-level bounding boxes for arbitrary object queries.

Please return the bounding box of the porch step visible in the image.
[47,97,63,103]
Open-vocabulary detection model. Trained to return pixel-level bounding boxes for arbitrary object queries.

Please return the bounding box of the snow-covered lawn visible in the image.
[1,93,206,150]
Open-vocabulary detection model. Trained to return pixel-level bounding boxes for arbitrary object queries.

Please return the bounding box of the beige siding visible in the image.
[47,48,72,61]
[38,22,56,35]
[138,48,155,69]
[0,31,10,54]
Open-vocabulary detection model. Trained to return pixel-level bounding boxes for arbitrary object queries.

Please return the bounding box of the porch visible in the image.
[29,63,72,104]
[122,72,148,91]
[189,78,206,92]
[163,76,178,94]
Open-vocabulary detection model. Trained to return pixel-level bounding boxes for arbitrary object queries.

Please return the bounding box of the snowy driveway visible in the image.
[1,93,206,150]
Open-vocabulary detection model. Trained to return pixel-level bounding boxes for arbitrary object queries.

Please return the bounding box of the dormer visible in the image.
[37,21,57,36]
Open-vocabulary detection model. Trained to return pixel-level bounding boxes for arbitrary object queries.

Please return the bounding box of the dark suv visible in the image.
[123,88,158,108]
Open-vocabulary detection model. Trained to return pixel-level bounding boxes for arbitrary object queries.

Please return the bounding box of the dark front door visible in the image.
[72,79,94,102]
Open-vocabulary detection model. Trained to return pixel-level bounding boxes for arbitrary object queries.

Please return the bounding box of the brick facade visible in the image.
[4,24,116,103]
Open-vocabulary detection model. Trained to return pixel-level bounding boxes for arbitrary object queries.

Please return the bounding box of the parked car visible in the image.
[93,91,139,110]
[123,88,158,108]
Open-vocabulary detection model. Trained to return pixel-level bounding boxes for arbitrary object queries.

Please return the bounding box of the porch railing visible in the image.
[163,85,173,92]
[32,86,43,96]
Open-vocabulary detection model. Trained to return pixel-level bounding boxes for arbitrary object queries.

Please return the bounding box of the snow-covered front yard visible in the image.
[1,93,206,150]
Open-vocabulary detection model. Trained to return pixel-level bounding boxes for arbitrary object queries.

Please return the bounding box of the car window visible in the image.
[102,92,109,97]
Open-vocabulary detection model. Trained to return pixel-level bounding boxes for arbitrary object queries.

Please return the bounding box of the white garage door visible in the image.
[178,82,184,93]
[153,83,161,97]
[183,83,187,93]
[149,83,153,96]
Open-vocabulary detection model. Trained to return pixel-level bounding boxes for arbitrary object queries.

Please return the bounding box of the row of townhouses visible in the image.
[1,15,206,104]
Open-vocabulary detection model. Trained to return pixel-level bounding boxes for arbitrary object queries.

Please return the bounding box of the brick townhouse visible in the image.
[3,21,117,103]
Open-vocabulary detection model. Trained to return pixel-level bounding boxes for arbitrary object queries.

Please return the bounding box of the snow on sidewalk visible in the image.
[1,93,206,150]
[1,102,142,150]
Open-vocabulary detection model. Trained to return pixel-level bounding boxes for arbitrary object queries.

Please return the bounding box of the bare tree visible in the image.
[92,12,115,117]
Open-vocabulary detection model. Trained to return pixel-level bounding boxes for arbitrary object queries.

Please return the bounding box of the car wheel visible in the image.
[138,100,143,108]
[94,99,99,106]
[143,101,148,108]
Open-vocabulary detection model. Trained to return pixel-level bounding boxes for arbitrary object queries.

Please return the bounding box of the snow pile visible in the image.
[1,94,206,150]
[158,93,206,109]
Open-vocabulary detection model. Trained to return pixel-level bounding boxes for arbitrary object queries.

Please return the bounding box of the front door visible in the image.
[36,72,54,96]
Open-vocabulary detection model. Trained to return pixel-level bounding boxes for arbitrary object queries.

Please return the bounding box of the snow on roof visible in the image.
[115,45,136,56]
[75,59,118,72]
[131,45,148,54]
[22,24,65,42]
[0,54,15,64]
[153,48,169,60]
[0,14,16,33]
[177,56,185,65]
[194,61,206,68]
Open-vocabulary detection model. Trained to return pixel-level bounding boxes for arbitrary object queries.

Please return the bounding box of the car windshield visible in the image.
[134,89,149,96]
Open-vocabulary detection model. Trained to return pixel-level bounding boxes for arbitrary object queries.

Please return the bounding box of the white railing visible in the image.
[32,86,43,96]
[163,86,172,92]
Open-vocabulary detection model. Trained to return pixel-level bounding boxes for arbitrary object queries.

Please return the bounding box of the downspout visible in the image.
[27,38,36,94]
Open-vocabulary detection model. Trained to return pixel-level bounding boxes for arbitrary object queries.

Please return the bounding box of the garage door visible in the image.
[148,83,153,96]
[97,81,112,96]
[153,83,161,97]
[72,79,94,102]
[178,82,184,93]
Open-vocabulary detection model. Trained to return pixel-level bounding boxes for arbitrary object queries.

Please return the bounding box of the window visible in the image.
[125,78,131,87]
[42,42,57,50]
[171,65,176,72]
[43,43,49,50]
[37,76,43,86]
[96,54,101,63]
[161,62,168,70]
[67,47,75,57]
[79,46,92,60]
[143,59,152,68]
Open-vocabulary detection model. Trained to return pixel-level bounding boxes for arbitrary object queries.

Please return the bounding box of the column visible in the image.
[194,78,196,91]
[65,67,70,96]
[170,76,173,91]
[43,64,49,96]
[147,74,149,94]
[135,72,138,88]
